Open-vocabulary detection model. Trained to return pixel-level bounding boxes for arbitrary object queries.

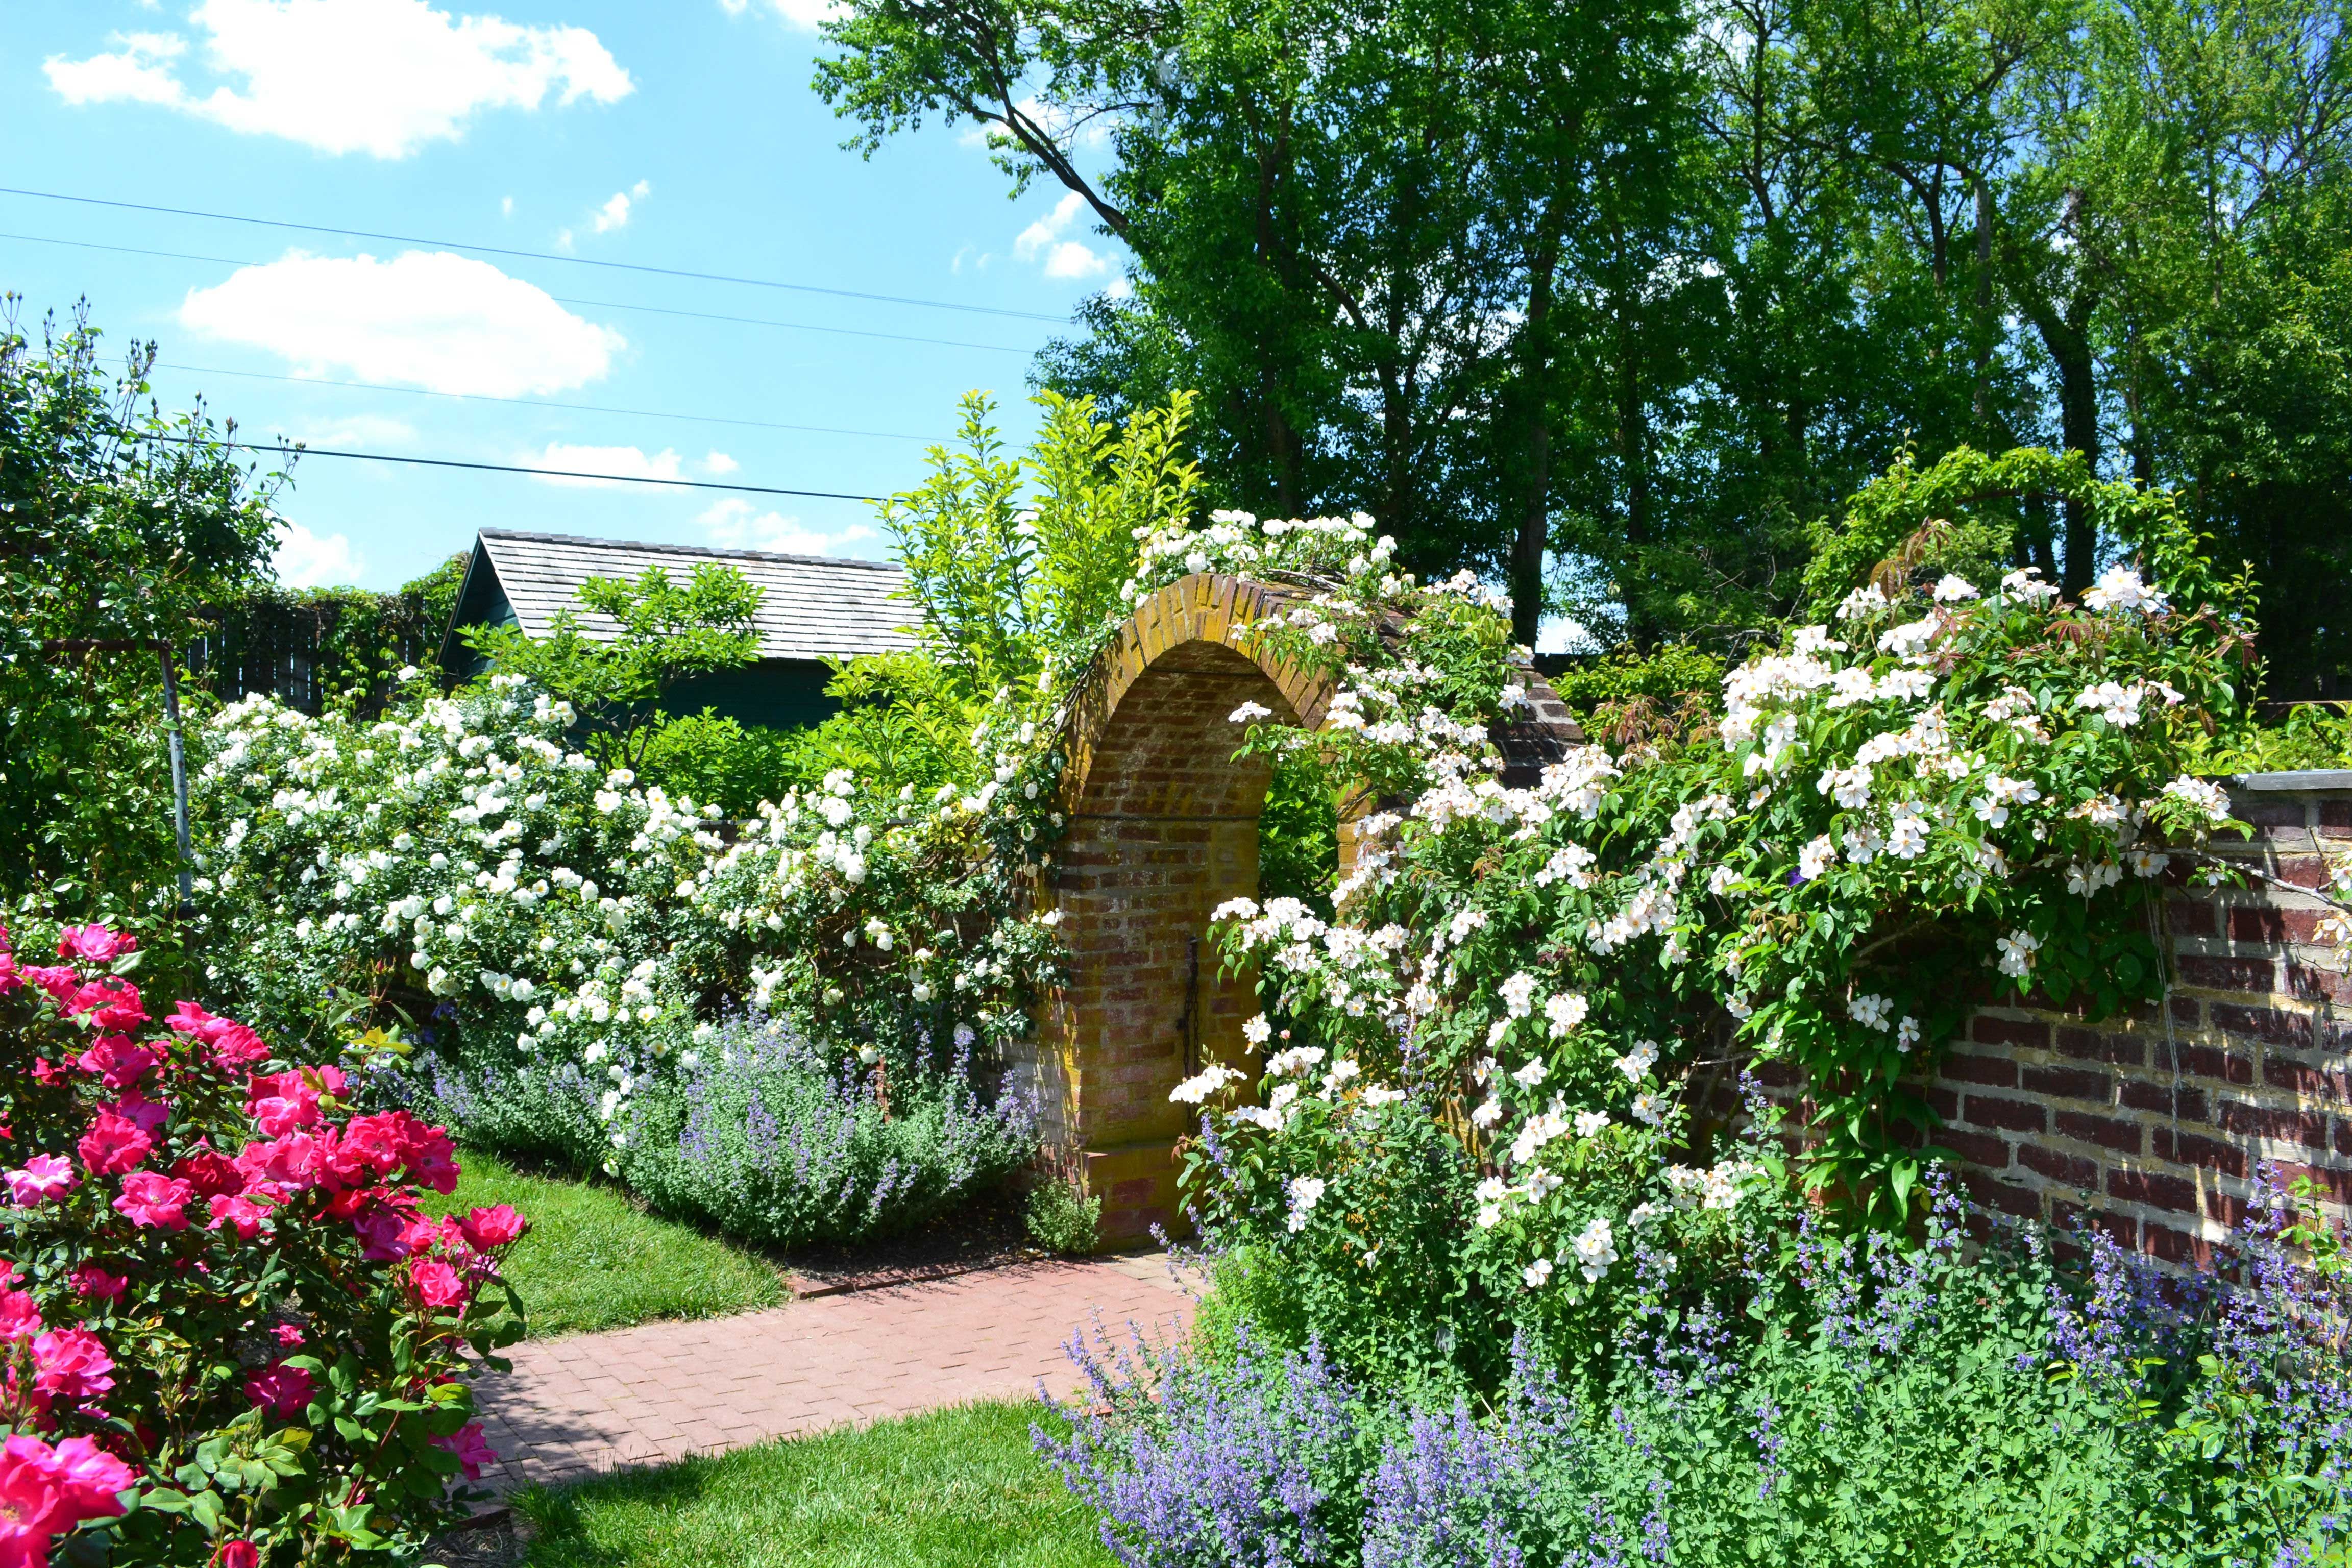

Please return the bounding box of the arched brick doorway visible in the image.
[1023,572,1584,1241]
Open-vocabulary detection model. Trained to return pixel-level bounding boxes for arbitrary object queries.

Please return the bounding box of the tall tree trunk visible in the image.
[2020,259,2103,594]
[1508,240,1562,650]
[1615,308,1655,647]
[1971,178,1996,440]
[2124,320,2155,487]
[1511,405,1552,650]
[2042,302,2101,595]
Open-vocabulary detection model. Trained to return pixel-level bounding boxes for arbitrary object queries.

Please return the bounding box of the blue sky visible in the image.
[3,0,1129,590]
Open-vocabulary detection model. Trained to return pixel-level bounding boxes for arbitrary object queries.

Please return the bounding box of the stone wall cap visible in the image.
[2232,769,2352,792]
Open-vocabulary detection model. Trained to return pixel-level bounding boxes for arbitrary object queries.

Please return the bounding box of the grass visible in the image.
[513,1401,1114,1568]
[426,1147,787,1338]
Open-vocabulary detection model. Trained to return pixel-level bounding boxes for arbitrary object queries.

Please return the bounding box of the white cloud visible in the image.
[1044,241,1108,279]
[274,520,362,586]
[590,179,650,234]
[526,444,683,488]
[701,451,739,475]
[179,249,623,396]
[45,0,632,159]
[1015,192,1110,280]
[500,194,513,217]
[701,498,877,556]
[722,0,843,31]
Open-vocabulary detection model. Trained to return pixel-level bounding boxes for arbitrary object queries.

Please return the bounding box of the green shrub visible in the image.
[636,711,803,818]
[1046,1174,2352,1568]
[1024,1175,1102,1255]
[1540,642,1726,723]
[2186,702,2352,773]
[0,920,525,1564]
[1258,750,1340,914]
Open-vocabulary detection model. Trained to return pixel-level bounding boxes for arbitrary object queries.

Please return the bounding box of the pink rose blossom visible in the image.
[164,1002,271,1070]
[73,1036,158,1091]
[0,1286,41,1343]
[25,966,81,1008]
[273,1323,304,1349]
[31,1328,115,1405]
[55,926,136,964]
[351,1206,413,1262]
[5,1156,76,1207]
[235,1132,331,1193]
[431,1420,497,1480]
[69,979,147,1033]
[246,1070,322,1138]
[0,1433,134,1566]
[105,1093,169,1136]
[112,1171,194,1231]
[207,1194,272,1241]
[404,1128,460,1196]
[459,1205,527,1250]
[244,1361,314,1419]
[69,1266,126,1302]
[76,1112,151,1177]
[326,1113,408,1186]
[408,1258,469,1312]
[172,1146,243,1199]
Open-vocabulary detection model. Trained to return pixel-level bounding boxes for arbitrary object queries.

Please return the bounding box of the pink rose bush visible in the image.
[0,922,527,1564]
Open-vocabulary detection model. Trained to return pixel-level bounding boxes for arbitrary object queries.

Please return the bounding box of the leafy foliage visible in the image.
[0,304,278,915]
[463,562,765,770]
[1024,1175,1103,1256]
[819,0,2352,698]
[883,389,1202,706]
[194,554,469,719]
[1044,1174,2352,1567]
[634,712,805,819]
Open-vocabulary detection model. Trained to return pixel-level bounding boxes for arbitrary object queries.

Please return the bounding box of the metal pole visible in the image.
[158,643,194,913]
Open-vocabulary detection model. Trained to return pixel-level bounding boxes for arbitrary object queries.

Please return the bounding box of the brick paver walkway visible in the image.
[473,1253,1196,1490]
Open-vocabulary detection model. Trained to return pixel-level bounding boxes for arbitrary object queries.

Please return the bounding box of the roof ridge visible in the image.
[476,527,899,573]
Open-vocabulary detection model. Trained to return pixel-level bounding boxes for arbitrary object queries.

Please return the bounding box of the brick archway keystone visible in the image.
[1019,572,1585,1241]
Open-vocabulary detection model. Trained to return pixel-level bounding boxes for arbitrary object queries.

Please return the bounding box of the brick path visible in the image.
[472,1253,1196,1490]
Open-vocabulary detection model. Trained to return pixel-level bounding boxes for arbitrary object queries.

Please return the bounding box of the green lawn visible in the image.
[428,1147,787,1338]
[513,1401,1114,1568]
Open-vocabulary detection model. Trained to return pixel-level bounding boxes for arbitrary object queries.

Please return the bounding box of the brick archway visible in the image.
[1023,572,1585,1242]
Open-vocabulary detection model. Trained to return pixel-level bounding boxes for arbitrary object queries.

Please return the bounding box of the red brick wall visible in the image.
[1844,774,2350,1263]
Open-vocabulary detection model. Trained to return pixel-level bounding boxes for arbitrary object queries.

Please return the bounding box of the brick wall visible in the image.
[1861,771,2350,1263]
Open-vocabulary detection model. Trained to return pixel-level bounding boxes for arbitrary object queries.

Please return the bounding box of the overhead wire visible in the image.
[0,186,1072,323]
[0,232,1040,355]
[150,434,886,501]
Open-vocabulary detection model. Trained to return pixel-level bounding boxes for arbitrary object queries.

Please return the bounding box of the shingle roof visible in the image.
[472,529,918,662]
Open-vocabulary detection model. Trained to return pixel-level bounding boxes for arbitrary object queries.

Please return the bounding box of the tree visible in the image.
[881,387,1202,704]
[818,0,1701,648]
[0,301,280,910]
[464,564,765,769]
[815,0,2352,694]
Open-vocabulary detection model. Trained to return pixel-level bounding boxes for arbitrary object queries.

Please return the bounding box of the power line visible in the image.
[0,232,1038,355]
[148,361,938,443]
[154,434,886,501]
[0,186,1072,324]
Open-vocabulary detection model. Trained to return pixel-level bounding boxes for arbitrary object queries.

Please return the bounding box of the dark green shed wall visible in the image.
[667,660,840,730]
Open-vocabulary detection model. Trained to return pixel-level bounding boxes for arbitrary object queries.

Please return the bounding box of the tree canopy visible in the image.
[817,0,2351,696]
